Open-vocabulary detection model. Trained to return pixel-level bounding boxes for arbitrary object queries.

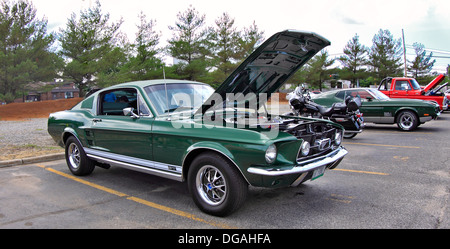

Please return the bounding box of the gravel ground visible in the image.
[0,118,63,161]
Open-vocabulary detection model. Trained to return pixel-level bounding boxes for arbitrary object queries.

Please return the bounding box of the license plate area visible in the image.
[311,166,326,180]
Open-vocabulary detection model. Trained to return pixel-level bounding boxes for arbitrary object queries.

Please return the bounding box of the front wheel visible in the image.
[188,152,248,217]
[396,110,418,131]
[343,133,357,139]
[65,136,95,176]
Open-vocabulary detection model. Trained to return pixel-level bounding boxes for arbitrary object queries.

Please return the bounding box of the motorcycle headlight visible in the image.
[265,144,277,164]
[335,130,342,146]
[300,141,310,156]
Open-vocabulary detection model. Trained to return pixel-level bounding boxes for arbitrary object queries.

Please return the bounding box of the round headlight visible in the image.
[335,131,342,145]
[300,141,310,156]
[265,144,277,164]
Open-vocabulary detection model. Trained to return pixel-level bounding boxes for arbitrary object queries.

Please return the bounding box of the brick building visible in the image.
[15,81,80,103]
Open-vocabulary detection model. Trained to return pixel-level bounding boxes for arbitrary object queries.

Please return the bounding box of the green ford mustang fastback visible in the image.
[48,30,348,216]
[311,88,440,131]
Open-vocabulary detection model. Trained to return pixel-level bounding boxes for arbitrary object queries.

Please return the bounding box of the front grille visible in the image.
[292,121,339,162]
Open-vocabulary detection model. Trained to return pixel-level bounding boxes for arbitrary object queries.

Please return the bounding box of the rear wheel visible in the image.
[396,110,418,131]
[188,152,248,217]
[65,136,95,176]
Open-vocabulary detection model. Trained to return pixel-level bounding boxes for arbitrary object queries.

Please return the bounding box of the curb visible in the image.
[0,153,65,168]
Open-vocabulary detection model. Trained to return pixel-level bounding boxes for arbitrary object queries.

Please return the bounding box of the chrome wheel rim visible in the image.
[196,165,227,206]
[399,113,414,130]
[68,143,81,169]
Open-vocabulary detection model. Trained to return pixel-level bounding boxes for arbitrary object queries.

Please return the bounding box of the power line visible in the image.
[406,53,450,59]
[431,55,450,59]
[405,45,450,55]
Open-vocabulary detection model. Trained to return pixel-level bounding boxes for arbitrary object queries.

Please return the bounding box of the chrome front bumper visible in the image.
[247,147,348,177]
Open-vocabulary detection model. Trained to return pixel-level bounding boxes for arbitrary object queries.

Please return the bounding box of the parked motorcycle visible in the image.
[286,85,364,138]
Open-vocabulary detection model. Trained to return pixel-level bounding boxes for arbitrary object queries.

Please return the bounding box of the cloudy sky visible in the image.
[32,0,450,73]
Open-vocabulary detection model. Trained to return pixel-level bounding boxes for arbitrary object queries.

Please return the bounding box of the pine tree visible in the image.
[0,0,60,102]
[123,11,163,82]
[368,29,403,82]
[167,5,210,81]
[207,12,243,83]
[338,34,368,87]
[408,42,435,80]
[238,21,264,59]
[58,0,123,96]
[306,51,335,91]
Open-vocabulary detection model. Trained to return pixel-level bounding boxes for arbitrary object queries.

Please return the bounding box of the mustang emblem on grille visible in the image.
[316,138,331,151]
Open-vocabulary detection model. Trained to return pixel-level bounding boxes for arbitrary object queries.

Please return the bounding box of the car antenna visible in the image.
[163,65,171,120]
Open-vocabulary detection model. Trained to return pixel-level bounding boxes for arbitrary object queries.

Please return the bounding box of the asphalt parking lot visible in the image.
[0,113,449,230]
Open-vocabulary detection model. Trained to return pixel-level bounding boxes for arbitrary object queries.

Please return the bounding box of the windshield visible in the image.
[409,79,421,90]
[367,88,390,100]
[144,83,214,115]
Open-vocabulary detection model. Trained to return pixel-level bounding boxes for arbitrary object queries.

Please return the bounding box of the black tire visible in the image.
[187,152,248,217]
[343,133,357,139]
[396,110,419,131]
[65,136,95,176]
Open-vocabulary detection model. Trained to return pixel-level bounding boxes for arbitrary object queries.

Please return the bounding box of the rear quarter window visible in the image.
[335,91,345,100]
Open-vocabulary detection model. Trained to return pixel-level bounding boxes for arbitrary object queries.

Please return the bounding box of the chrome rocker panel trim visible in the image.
[247,147,348,177]
[84,148,183,182]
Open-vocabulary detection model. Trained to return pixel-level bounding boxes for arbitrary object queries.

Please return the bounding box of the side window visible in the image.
[99,89,137,116]
[344,90,358,98]
[345,90,370,101]
[395,80,411,90]
[355,90,371,100]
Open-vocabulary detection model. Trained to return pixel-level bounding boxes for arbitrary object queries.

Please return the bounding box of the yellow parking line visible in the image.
[127,196,235,229]
[332,168,389,176]
[38,166,128,197]
[344,142,420,149]
[35,164,236,229]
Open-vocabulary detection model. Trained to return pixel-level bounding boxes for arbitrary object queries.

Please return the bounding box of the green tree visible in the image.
[338,34,368,87]
[98,11,164,86]
[129,12,163,80]
[208,17,264,86]
[305,51,335,91]
[238,21,264,59]
[407,42,435,81]
[58,0,123,96]
[368,29,403,82]
[167,5,210,81]
[208,12,242,83]
[0,0,60,102]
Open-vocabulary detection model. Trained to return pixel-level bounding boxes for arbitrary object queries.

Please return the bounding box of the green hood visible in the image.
[198,30,330,115]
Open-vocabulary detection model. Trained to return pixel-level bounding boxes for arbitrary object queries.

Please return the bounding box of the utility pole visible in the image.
[402,29,407,77]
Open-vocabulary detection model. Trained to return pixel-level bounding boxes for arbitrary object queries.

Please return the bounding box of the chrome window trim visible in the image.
[95,87,154,118]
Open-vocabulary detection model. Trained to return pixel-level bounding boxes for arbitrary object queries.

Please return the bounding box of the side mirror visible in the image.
[366,96,373,102]
[123,107,139,119]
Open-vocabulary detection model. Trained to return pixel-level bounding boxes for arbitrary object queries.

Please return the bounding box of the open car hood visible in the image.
[198,30,330,114]
[423,74,445,93]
